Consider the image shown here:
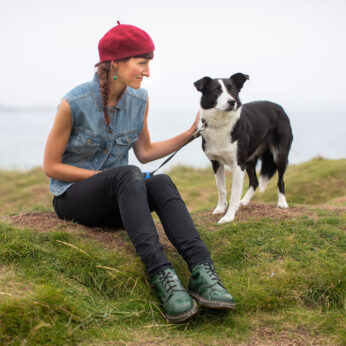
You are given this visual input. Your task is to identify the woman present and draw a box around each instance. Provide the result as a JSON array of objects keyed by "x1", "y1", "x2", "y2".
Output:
[{"x1": 44, "y1": 22, "x2": 235, "y2": 323}]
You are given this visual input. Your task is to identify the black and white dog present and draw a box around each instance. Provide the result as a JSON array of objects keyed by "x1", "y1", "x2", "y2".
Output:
[{"x1": 194, "y1": 73, "x2": 293, "y2": 224}]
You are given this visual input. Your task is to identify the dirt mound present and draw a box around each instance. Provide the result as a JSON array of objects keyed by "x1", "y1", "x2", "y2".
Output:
[
  {"x1": 5, "y1": 211, "x2": 79, "y2": 232},
  {"x1": 2, "y1": 211, "x2": 173, "y2": 253},
  {"x1": 3, "y1": 202, "x2": 344, "y2": 249},
  {"x1": 194, "y1": 202, "x2": 345, "y2": 230},
  {"x1": 203, "y1": 202, "x2": 320, "y2": 223},
  {"x1": 2, "y1": 211, "x2": 135, "y2": 253}
]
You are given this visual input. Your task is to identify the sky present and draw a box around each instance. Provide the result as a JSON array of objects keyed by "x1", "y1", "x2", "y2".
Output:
[{"x1": 1, "y1": 0, "x2": 346, "y2": 113}]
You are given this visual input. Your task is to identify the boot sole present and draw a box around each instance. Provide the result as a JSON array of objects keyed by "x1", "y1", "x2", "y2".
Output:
[
  {"x1": 165, "y1": 300, "x2": 198, "y2": 323},
  {"x1": 188, "y1": 291, "x2": 236, "y2": 310}
]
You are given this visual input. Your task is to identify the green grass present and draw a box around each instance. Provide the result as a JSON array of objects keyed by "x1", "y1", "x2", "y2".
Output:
[
  {"x1": 0, "y1": 167, "x2": 51, "y2": 215},
  {"x1": 168, "y1": 157, "x2": 346, "y2": 210},
  {"x1": 251, "y1": 157, "x2": 346, "y2": 205},
  {"x1": 0, "y1": 158, "x2": 345, "y2": 344},
  {"x1": 1, "y1": 158, "x2": 345, "y2": 216}
]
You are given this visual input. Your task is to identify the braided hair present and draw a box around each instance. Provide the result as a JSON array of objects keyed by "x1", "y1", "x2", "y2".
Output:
[{"x1": 95, "y1": 61, "x2": 111, "y2": 126}]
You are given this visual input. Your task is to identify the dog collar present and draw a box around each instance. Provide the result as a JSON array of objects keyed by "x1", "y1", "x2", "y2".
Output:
[
  {"x1": 201, "y1": 118, "x2": 228, "y2": 129},
  {"x1": 201, "y1": 118, "x2": 208, "y2": 127}
]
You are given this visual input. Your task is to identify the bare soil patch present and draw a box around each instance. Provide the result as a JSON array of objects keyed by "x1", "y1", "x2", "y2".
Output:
[
  {"x1": 194, "y1": 202, "x2": 345, "y2": 229},
  {"x1": 2, "y1": 211, "x2": 174, "y2": 253},
  {"x1": 3, "y1": 202, "x2": 344, "y2": 251},
  {"x1": 2, "y1": 212, "x2": 135, "y2": 254},
  {"x1": 243, "y1": 327, "x2": 333, "y2": 346}
]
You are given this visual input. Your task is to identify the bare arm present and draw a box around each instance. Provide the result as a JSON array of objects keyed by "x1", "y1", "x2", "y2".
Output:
[
  {"x1": 43, "y1": 100, "x2": 99, "y2": 181},
  {"x1": 133, "y1": 98, "x2": 200, "y2": 164}
]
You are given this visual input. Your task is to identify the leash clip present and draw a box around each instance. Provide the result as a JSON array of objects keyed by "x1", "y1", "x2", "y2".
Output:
[
  {"x1": 142, "y1": 171, "x2": 152, "y2": 179},
  {"x1": 193, "y1": 124, "x2": 206, "y2": 138}
]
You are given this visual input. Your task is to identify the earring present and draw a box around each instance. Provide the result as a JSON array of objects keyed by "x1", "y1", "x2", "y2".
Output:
[{"x1": 113, "y1": 71, "x2": 118, "y2": 80}]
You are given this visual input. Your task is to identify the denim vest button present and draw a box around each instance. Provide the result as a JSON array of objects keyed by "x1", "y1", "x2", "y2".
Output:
[{"x1": 103, "y1": 149, "x2": 108, "y2": 154}]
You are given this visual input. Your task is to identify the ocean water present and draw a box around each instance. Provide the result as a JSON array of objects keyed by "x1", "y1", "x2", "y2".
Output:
[{"x1": 0, "y1": 107, "x2": 345, "y2": 172}]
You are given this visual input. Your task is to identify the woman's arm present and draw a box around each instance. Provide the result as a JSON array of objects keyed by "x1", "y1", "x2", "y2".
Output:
[
  {"x1": 43, "y1": 100, "x2": 99, "y2": 181},
  {"x1": 133, "y1": 98, "x2": 200, "y2": 164}
]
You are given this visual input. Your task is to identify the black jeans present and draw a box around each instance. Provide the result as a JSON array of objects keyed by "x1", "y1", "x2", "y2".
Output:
[{"x1": 53, "y1": 165, "x2": 212, "y2": 278}]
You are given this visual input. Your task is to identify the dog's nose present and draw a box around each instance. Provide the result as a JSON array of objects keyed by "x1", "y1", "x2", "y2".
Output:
[{"x1": 228, "y1": 100, "x2": 235, "y2": 107}]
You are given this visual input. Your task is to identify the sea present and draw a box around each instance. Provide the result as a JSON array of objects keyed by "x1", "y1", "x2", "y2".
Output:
[{"x1": 0, "y1": 107, "x2": 345, "y2": 172}]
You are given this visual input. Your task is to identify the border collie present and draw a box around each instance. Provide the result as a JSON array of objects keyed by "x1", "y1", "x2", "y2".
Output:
[{"x1": 194, "y1": 73, "x2": 293, "y2": 224}]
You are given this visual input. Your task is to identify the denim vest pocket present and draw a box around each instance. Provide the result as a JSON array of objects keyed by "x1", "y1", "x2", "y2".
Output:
[
  {"x1": 115, "y1": 133, "x2": 138, "y2": 157},
  {"x1": 73, "y1": 131, "x2": 100, "y2": 159}
]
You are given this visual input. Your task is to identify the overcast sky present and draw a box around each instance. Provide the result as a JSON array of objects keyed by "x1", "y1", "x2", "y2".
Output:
[{"x1": 1, "y1": 0, "x2": 346, "y2": 112}]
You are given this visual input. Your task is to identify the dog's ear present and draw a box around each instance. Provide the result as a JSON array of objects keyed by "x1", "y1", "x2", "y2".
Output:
[
  {"x1": 229, "y1": 73, "x2": 249, "y2": 92},
  {"x1": 194, "y1": 77, "x2": 212, "y2": 92}
]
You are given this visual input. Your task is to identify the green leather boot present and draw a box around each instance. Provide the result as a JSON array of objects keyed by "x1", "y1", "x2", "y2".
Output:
[
  {"x1": 188, "y1": 262, "x2": 235, "y2": 310},
  {"x1": 151, "y1": 268, "x2": 198, "y2": 323}
]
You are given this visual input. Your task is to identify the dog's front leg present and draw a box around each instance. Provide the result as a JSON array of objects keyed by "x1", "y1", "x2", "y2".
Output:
[
  {"x1": 218, "y1": 164, "x2": 244, "y2": 224},
  {"x1": 212, "y1": 162, "x2": 228, "y2": 214}
]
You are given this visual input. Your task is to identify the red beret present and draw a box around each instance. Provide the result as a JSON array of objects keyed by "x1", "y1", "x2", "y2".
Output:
[{"x1": 98, "y1": 22, "x2": 155, "y2": 62}]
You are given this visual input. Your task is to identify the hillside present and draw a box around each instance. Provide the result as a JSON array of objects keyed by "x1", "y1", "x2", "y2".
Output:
[
  {"x1": 0, "y1": 158, "x2": 345, "y2": 345},
  {"x1": 1, "y1": 157, "x2": 345, "y2": 216}
]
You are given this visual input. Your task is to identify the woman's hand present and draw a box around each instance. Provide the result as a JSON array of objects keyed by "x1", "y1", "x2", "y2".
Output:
[
  {"x1": 134, "y1": 100, "x2": 202, "y2": 163},
  {"x1": 187, "y1": 111, "x2": 201, "y2": 136}
]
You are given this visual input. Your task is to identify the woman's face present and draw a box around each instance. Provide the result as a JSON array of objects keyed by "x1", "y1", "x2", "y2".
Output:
[{"x1": 115, "y1": 57, "x2": 151, "y2": 89}]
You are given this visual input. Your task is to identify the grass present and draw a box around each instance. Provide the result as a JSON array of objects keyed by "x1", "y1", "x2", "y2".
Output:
[
  {"x1": 1, "y1": 157, "x2": 345, "y2": 216},
  {"x1": 250, "y1": 157, "x2": 346, "y2": 205},
  {"x1": 168, "y1": 157, "x2": 346, "y2": 210},
  {"x1": 0, "y1": 167, "x2": 52, "y2": 215},
  {"x1": 0, "y1": 157, "x2": 345, "y2": 345}
]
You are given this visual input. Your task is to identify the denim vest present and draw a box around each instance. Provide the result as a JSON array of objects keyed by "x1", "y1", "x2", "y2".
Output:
[{"x1": 50, "y1": 73, "x2": 147, "y2": 196}]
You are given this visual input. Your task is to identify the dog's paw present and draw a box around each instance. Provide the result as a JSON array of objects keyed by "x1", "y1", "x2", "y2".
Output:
[
  {"x1": 277, "y1": 201, "x2": 289, "y2": 209},
  {"x1": 212, "y1": 205, "x2": 227, "y2": 215},
  {"x1": 240, "y1": 198, "x2": 249, "y2": 206},
  {"x1": 217, "y1": 215, "x2": 235, "y2": 224},
  {"x1": 277, "y1": 193, "x2": 289, "y2": 208}
]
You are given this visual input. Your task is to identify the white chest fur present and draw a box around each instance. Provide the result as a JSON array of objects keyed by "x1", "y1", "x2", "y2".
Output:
[{"x1": 200, "y1": 107, "x2": 241, "y2": 166}]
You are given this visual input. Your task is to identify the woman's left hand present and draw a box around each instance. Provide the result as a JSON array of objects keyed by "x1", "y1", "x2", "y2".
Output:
[
  {"x1": 188, "y1": 111, "x2": 201, "y2": 136},
  {"x1": 134, "y1": 108, "x2": 202, "y2": 163}
]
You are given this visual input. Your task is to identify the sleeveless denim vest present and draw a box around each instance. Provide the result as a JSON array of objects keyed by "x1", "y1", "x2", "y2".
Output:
[{"x1": 50, "y1": 73, "x2": 147, "y2": 196}]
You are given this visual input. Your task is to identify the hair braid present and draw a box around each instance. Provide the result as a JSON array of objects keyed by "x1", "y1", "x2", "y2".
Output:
[{"x1": 95, "y1": 61, "x2": 111, "y2": 126}]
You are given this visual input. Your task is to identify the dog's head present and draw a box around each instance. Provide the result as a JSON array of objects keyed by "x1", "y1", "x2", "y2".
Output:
[{"x1": 194, "y1": 73, "x2": 249, "y2": 112}]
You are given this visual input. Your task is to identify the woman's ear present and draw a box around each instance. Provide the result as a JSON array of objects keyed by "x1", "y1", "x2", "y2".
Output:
[{"x1": 112, "y1": 60, "x2": 123, "y2": 72}]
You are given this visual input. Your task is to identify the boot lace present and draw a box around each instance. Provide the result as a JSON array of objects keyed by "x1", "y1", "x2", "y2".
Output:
[
  {"x1": 158, "y1": 270, "x2": 178, "y2": 294},
  {"x1": 203, "y1": 263, "x2": 225, "y2": 288}
]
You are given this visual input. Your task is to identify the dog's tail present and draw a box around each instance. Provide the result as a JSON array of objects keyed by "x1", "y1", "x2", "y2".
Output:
[{"x1": 259, "y1": 150, "x2": 277, "y2": 192}]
